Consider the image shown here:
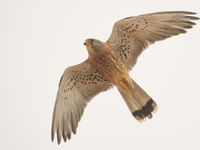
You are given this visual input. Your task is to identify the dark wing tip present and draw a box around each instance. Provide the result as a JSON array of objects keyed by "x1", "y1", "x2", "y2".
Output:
[
  {"x1": 67, "y1": 133, "x2": 71, "y2": 140},
  {"x1": 51, "y1": 135, "x2": 54, "y2": 142},
  {"x1": 146, "y1": 11, "x2": 197, "y2": 16},
  {"x1": 184, "y1": 16, "x2": 200, "y2": 20},
  {"x1": 178, "y1": 28, "x2": 187, "y2": 34},
  {"x1": 57, "y1": 129, "x2": 61, "y2": 145},
  {"x1": 51, "y1": 126, "x2": 69, "y2": 144},
  {"x1": 63, "y1": 136, "x2": 67, "y2": 142},
  {"x1": 184, "y1": 11, "x2": 197, "y2": 15},
  {"x1": 196, "y1": 16, "x2": 200, "y2": 19},
  {"x1": 72, "y1": 128, "x2": 77, "y2": 134},
  {"x1": 63, "y1": 130, "x2": 67, "y2": 142},
  {"x1": 166, "y1": 11, "x2": 197, "y2": 14},
  {"x1": 51, "y1": 125, "x2": 62, "y2": 144},
  {"x1": 168, "y1": 11, "x2": 197, "y2": 15},
  {"x1": 51, "y1": 127, "x2": 55, "y2": 142}
]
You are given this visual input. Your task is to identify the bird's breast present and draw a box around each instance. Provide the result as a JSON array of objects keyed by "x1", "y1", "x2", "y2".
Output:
[{"x1": 91, "y1": 47, "x2": 129, "y2": 85}]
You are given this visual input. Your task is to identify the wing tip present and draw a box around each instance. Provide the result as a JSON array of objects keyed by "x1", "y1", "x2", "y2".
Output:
[
  {"x1": 153, "y1": 11, "x2": 197, "y2": 15},
  {"x1": 185, "y1": 16, "x2": 200, "y2": 20},
  {"x1": 57, "y1": 131, "x2": 61, "y2": 145},
  {"x1": 184, "y1": 11, "x2": 199, "y2": 20},
  {"x1": 51, "y1": 136, "x2": 54, "y2": 142},
  {"x1": 51, "y1": 127, "x2": 55, "y2": 142},
  {"x1": 51, "y1": 125, "x2": 62, "y2": 145},
  {"x1": 184, "y1": 11, "x2": 197, "y2": 15}
]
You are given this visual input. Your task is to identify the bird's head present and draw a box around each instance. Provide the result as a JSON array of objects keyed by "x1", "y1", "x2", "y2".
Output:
[{"x1": 84, "y1": 39, "x2": 104, "y2": 55}]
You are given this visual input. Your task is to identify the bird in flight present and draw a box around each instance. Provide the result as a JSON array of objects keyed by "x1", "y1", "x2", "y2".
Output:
[{"x1": 51, "y1": 11, "x2": 199, "y2": 144}]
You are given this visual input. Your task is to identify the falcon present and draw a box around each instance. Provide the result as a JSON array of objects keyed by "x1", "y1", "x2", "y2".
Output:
[{"x1": 51, "y1": 11, "x2": 199, "y2": 144}]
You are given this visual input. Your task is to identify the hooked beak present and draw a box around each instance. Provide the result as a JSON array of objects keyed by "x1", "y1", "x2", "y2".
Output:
[{"x1": 84, "y1": 39, "x2": 90, "y2": 46}]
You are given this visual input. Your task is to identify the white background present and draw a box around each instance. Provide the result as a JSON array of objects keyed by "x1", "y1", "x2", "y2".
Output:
[{"x1": 0, "y1": 0, "x2": 200, "y2": 149}]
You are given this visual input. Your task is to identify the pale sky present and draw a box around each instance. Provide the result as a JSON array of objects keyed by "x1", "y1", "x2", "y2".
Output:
[{"x1": 0, "y1": 0, "x2": 200, "y2": 150}]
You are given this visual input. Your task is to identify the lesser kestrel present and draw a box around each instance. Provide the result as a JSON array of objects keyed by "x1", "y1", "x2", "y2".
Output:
[{"x1": 51, "y1": 11, "x2": 199, "y2": 144}]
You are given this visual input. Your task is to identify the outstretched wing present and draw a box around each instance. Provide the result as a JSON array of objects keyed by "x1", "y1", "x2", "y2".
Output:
[
  {"x1": 51, "y1": 61, "x2": 112, "y2": 144},
  {"x1": 107, "y1": 11, "x2": 199, "y2": 70}
]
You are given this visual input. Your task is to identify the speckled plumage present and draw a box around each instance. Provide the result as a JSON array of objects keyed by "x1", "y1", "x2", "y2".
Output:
[{"x1": 52, "y1": 11, "x2": 199, "y2": 144}]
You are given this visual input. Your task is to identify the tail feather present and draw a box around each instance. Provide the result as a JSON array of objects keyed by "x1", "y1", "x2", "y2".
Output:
[{"x1": 118, "y1": 78, "x2": 157, "y2": 122}]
